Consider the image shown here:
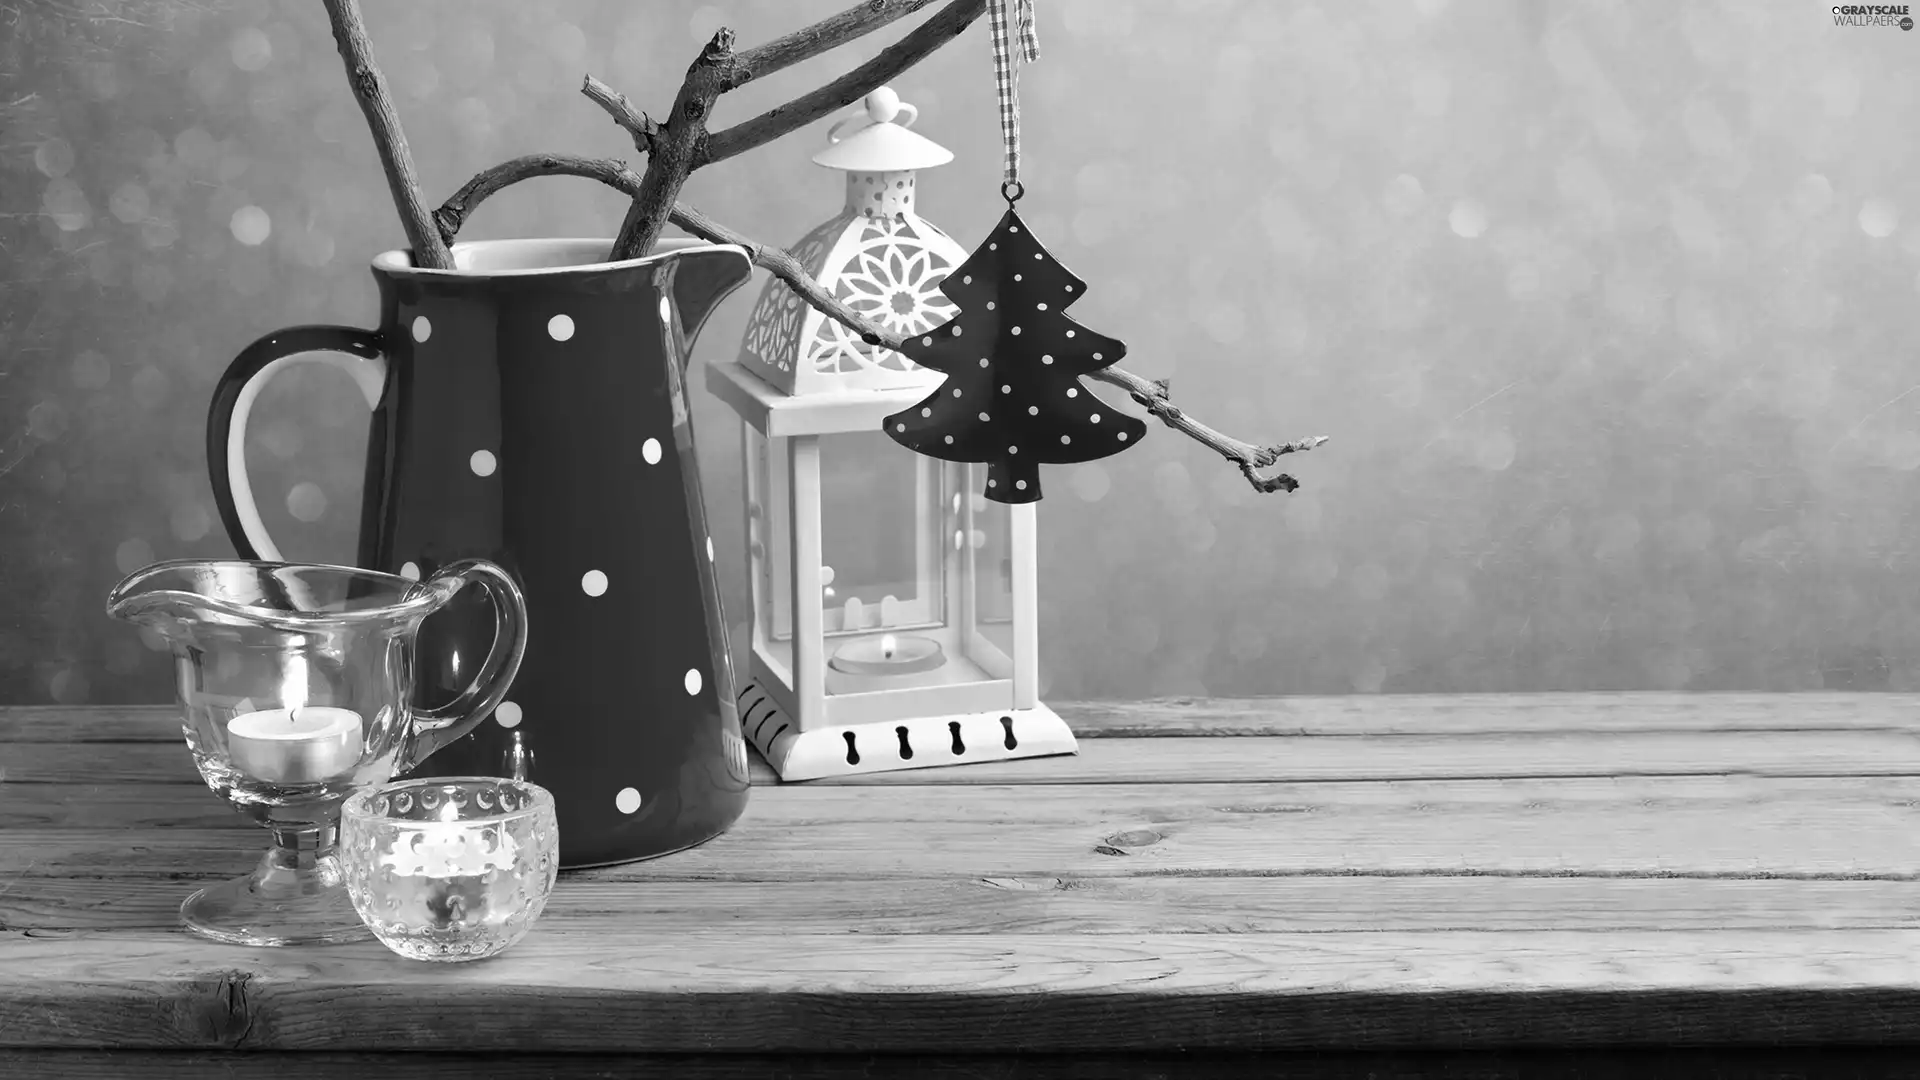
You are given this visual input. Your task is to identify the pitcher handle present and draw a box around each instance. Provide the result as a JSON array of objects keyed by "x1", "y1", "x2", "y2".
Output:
[
  {"x1": 400, "y1": 558, "x2": 531, "y2": 773},
  {"x1": 207, "y1": 326, "x2": 388, "y2": 562}
]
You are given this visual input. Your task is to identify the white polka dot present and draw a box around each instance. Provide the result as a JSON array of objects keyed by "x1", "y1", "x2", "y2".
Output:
[
  {"x1": 921, "y1": 407, "x2": 931, "y2": 416},
  {"x1": 896, "y1": 423, "x2": 906, "y2": 432},
  {"x1": 642, "y1": 437, "x2": 663, "y2": 465},
  {"x1": 469, "y1": 449, "x2": 497, "y2": 476},
  {"x1": 1037, "y1": 303, "x2": 1048, "y2": 311},
  {"x1": 944, "y1": 434, "x2": 954, "y2": 443},
  {"x1": 1001, "y1": 384, "x2": 1011, "y2": 393},
  {"x1": 1090, "y1": 413, "x2": 1101, "y2": 423},
  {"x1": 1034, "y1": 252, "x2": 1043, "y2": 260},
  {"x1": 978, "y1": 358, "x2": 989, "y2": 367},
  {"x1": 1061, "y1": 435, "x2": 1072, "y2": 445},
  {"x1": 1117, "y1": 431, "x2": 1129, "y2": 441},
  {"x1": 978, "y1": 411, "x2": 990, "y2": 421},
  {"x1": 684, "y1": 668, "x2": 703, "y2": 696},
  {"x1": 1065, "y1": 284, "x2": 1073, "y2": 292},
  {"x1": 1041, "y1": 354, "x2": 1054, "y2": 364},
  {"x1": 1009, "y1": 225, "x2": 1019, "y2": 233},
  {"x1": 952, "y1": 387, "x2": 963, "y2": 396},
  {"x1": 1011, "y1": 327, "x2": 1022, "y2": 336},
  {"x1": 615, "y1": 787, "x2": 642, "y2": 814},
  {"x1": 951, "y1": 325, "x2": 962, "y2": 336},
  {"x1": 1067, "y1": 388, "x2": 1078, "y2": 398},
  {"x1": 1066, "y1": 330, "x2": 1076, "y2": 337},
  {"x1": 989, "y1": 242, "x2": 998, "y2": 250},
  {"x1": 399, "y1": 561, "x2": 421, "y2": 580},
  {"x1": 706, "y1": 536, "x2": 714, "y2": 562},
  {"x1": 986, "y1": 301, "x2": 996, "y2": 310},
  {"x1": 582, "y1": 569, "x2": 609, "y2": 596},
  {"x1": 496, "y1": 701, "x2": 523, "y2": 728},
  {"x1": 963, "y1": 275, "x2": 972, "y2": 284},
  {"x1": 988, "y1": 479, "x2": 997, "y2": 487},
  {"x1": 1028, "y1": 406, "x2": 1038, "y2": 415},
  {"x1": 411, "y1": 316, "x2": 432, "y2": 342},
  {"x1": 1016, "y1": 479, "x2": 1027, "y2": 489},
  {"x1": 1013, "y1": 274, "x2": 1023, "y2": 282},
  {"x1": 1092, "y1": 352, "x2": 1103, "y2": 360},
  {"x1": 1008, "y1": 445, "x2": 1019, "y2": 454},
  {"x1": 548, "y1": 314, "x2": 575, "y2": 341}
]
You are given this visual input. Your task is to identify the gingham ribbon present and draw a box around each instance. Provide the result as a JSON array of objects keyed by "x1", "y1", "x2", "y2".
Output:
[{"x1": 988, "y1": 0, "x2": 1040, "y2": 200}]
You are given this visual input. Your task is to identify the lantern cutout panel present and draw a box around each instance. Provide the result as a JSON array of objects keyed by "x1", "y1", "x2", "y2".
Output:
[
  {"x1": 737, "y1": 87, "x2": 969, "y2": 395},
  {"x1": 708, "y1": 364, "x2": 1075, "y2": 783}
]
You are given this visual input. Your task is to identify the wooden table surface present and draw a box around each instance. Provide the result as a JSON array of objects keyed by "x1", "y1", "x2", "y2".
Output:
[{"x1": 4, "y1": 692, "x2": 1920, "y2": 1077}]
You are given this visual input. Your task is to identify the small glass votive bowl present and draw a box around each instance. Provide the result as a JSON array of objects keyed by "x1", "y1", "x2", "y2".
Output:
[{"x1": 340, "y1": 776, "x2": 558, "y2": 962}]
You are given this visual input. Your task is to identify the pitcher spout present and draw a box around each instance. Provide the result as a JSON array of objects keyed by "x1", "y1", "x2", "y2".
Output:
[{"x1": 665, "y1": 244, "x2": 753, "y2": 354}]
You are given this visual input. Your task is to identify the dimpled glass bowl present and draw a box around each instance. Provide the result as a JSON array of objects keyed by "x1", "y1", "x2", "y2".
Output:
[{"x1": 341, "y1": 777, "x2": 558, "y2": 962}]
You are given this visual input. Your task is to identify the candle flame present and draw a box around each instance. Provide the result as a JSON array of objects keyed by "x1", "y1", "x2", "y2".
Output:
[
  {"x1": 880, "y1": 633, "x2": 898, "y2": 660},
  {"x1": 282, "y1": 652, "x2": 310, "y2": 713}
]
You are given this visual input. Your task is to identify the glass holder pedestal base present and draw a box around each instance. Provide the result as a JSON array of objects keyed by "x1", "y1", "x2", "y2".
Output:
[{"x1": 181, "y1": 825, "x2": 372, "y2": 946}]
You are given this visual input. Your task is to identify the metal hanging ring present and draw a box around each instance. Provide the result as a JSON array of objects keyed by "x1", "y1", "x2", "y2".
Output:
[{"x1": 1001, "y1": 180, "x2": 1025, "y2": 204}]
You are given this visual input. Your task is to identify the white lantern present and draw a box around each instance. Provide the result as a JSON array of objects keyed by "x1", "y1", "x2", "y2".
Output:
[{"x1": 707, "y1": 89, "x2": 1076, "y2": 782}]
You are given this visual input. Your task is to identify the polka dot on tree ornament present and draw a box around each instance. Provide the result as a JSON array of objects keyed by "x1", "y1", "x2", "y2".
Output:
[
  {"x1": 1066, "y1": 330, "x2": 1076, "y2": 337},
  {"x1": 978, "y1": 358, "x2": 989, "y2": 368},
  {"x1": 978, "y1": 412, "x2": 990, "y2": 421},
  {"x1": 685, "y1": 668, "x2": 703, "y2": 696},
  {"x1": 400, "y1": 561, "x2": 421, "y2": 580},
  {"x1": 1011, "y1": 326, "x2": 1022, "y2": 335},
  {"x1": 1037, "y1": 303, "x2": 1048, "y2": 311},
  {"x1": 495, "y1": 701, "x2": 522, "y2": 728},
  {"x1": 1061, "y1": 435, "x2": 1072, "y2": 445},
  {"x1": 1016, "y1": 480, "x2": 1027, "y2": 490},
  {"x1": 615, "y1": 787, "x2": 642, "y2": 814},
  {"x1": 469, "y1": 449, "x2": 496, "y2": 476},
  {"x1": 920, "y1": 407, "x2": 931, "y2": 416},
  {"x1": 1028, "y1": 406, "x2": 1038, "y2": 415},
  {"x1": 1041, "y1": 355, "x2": 1054, "y2": 364},
  {"x1": 1001, "y1": 384, "x2": 1011, "y2": 393},
  {"x1": 1091, "y1": 413, "x2": 1102, "y2": 423},
  {"x1": 582, "y1": 569, "x2": 608, "y2": 596},
  {"x1": 896, "y1": 423, "x2": 907, "y2": 432},
  {"x1": 952, "y1": 387, "x2": 963, "y2": 396},
  {"x1": 1067, "y1": 388, "x2": 1079, "y2": 398},
  {"x1": 1118, "y1": 431, "x2": 1129, "y2": 441},
  {"x1": 411, "y1": 316, "x2": 432, "y2": 342},
  {"x1": 548, "y1": 314, "x2": 575, "y2": 341},
  {"x1": 642, "y1": 437, "x2": 662, "y2": 465}
]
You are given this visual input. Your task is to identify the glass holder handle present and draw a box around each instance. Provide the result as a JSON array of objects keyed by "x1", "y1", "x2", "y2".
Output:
[{"x1": 400, "y1": 558, "x2": 530, "y2": 773}]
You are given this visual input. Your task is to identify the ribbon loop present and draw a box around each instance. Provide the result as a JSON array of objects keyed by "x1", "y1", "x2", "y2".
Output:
[{"x1": 988, "y1": 0, "x2": 1039, "y2": 200}]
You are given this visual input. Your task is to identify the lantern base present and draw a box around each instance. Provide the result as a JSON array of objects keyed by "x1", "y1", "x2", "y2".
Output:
[{"x1": 738, "y1": 678, "x2": 1077, "y2": 782}]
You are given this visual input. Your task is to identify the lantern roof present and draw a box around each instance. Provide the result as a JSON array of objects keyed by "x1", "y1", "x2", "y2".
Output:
[{"x1": 811, "y1": 86, "x2": 954, "y2": 172}]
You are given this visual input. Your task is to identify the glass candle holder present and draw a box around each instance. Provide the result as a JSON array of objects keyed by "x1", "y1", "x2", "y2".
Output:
[{"x1": 341, "y1": 777, "x2": 558, "y2": 962}]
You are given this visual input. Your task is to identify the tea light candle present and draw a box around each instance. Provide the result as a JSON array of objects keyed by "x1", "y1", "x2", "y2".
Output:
[
  {"x1": 226, "y1": 706, "x2": 364, "y2": 784},
  {"x1": 825, "y1": 632, "x2": 948, "y2": 694},
  {"x1": 384, "y1": 822, "x2": 520, "y2": 877}
]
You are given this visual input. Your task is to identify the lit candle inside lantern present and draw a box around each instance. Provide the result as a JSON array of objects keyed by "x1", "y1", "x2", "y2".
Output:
[
  {"x1": 826, "y1": 631, "x2": 948, "y2": 694},
  {"x1": 225, "y1": 706, "x2": 365, "y2": 784}
]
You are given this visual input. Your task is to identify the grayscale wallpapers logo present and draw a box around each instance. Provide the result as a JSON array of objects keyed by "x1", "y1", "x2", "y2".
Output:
[{"x1": 1833, "y1": 4, "x2": 1914, "y2": 28}]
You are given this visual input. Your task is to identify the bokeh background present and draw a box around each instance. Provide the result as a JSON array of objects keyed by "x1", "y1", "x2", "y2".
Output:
[{"x1": 5, "y1": 0, "x2": 1920, "y2": 706}]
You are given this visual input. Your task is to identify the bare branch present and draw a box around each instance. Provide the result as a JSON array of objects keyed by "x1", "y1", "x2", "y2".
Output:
[
  {"x1": 581, "y1": 74, "x2": 659, "y2": 155},
  {"x1": 699, "y1": 0, "x2": 985, "y2": 167},
  {"x1": 728, "y1": 0, "x2": 944, "y2": 88},
  {"x1": 430, "y1": 153, "x2": 1325, "y2": 494},
  {"x1": 610, "y1": 29, "x2": 737, "y2": 261},
  {"x1": 319, "y1": 0, "x2": 451, "y2": 268},
  {"x1": 434, "y1": 154, "x2": 642, "y2": 246}
]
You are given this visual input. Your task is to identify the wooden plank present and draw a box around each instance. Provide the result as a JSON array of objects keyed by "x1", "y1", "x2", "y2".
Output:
[
  {"x1": 11, "y1": 729, "x2": 1920, "y2": 788},
  {"x1": 6, "y1": 928, "x2": 1920, "y2": 1051},
  {"x1": 9, "y1": 693, "x2": 1919, "y2": 746},
  {"x1": 7, "y1": 873, "x2": 1919, "y2": 936},
  {"x1": 2, "y1": 1047, "x2": 1909, "y2": 1080},
  {"x1": 6, "y1": 777, "x2": 1919, "y2": 879},
  {"x1": 1059, "y1": 692, "x2": 1920, "y2": 736}
]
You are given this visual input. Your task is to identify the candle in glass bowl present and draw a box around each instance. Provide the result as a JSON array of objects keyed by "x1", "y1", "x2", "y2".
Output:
[
  {"x1": 825, "y1": 632, "x2": 948, "y2": 694},
  {"x1": 225, "y1": 706, "x2": 364, "y2": 784}
]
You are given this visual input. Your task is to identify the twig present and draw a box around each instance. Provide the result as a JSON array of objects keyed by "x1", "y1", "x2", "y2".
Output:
[
  {"x1": 728, "y1": 0, "x2": 945, "y2": 88},
  {"x1": 610, "y1": 29, "x2": 737, "y2": 261},
  {"x1": 581, "y1": 74, "x2": 659, "y2": 155},
  {"x1": 436, "y1": 160, "x2": 1323, "y2": 495},
  {"x1": 698, "y1": 0, "x2": 986, "y2": 167},
  {"x1": 432, "y1": 154, "x2": 643, "y2": 246},
  {"x1": 319, "y1": 0, "x2": 452, "y2": 269}
]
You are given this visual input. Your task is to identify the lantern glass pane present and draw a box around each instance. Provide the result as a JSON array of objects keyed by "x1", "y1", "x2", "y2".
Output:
[
  {"x1": 953, "y1": 463, "x2": 1015, "y2": 674},
  {"x1": 818, "y1": 430, "x2": 942, "y2": 636}
]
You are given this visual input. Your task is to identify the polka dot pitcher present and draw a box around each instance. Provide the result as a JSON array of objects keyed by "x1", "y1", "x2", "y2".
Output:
[{"x1": 207, "y1": 238, "x2": 755, "y2": 868}]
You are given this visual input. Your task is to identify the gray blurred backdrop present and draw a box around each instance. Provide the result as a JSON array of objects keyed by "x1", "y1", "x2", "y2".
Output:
[{"x1": 5, "y1": 0, "x2": 1919, "y2": 706}]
